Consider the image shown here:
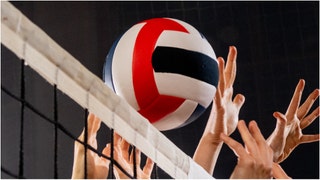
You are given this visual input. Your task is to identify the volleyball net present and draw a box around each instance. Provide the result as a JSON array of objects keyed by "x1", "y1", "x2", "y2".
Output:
[{"x1": 1, "y1": 1, "x2": 212, "y2": 179}]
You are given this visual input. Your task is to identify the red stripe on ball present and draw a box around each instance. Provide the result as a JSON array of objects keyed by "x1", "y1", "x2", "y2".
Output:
[
  {"x1": 138, "y1": 95, "x2": 185, "y2": 123},
  {"x1": 133, "y1": 18, "x2": 189, "y2": 123}
]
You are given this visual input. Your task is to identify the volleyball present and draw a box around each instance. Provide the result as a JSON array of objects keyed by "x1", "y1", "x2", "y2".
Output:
[{"x1": 103, "y1": 18, "x2": 218, "y2": 131}]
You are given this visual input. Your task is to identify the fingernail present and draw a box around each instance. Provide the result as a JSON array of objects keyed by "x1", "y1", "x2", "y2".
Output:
[{"x1": 313, "y1": 89, "x2": 320, "y2": 97}]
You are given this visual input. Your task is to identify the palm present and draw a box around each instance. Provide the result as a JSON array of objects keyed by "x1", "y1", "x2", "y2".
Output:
[
  {"x1": 86, "y1": 149, "x2": 110, "y2": 178},
  {"x1": 224, "y1": 89, "x2": 240, "y2": 134},
  {"x1": 193, "y1": 46, "x2": 245, "y2": 175},
  {"x1": 278, "y1": 117, "x2": 303, "y2": 162},
  {"x1": 85, "y1": 135, "x2": 110, "y2": 179},
  {"x1": 72, "y1": 113, "x2": 110, "y2": 179},
  {"x1": 213, "y1": 88, "x2": 239, "y2": 135},
  {"x1": 113, "y1": 133, "x2": 154, "y2": 179},
  {"x1": 268, "y1": 80, "x2": 320, "y2": 163},
  {"x1": 205, "y1": 46, "x2": 244, "y2": 141}
]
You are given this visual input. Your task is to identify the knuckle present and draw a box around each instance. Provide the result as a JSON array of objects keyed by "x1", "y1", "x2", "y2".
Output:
[{"x1": 242, "y1": 157, "x2": 255, "y2": 168}]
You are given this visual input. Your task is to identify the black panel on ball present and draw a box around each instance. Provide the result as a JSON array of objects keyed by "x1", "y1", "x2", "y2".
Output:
[{"x1": 152, "y1": 46, "x2": 219, "y2": 87}]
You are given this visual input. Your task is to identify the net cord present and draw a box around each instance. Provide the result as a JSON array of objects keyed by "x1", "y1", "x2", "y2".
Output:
[{"x1": 1, "y1": 1, "x2": 213, "y2": 179}]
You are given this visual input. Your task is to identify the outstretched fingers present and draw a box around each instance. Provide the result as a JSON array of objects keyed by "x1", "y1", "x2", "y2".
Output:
[
  {"x1": 143, "y1": 158, "x2": 155, "y2": 176},
  {"x1": 113, "y1": 133, "x2": 130, "y2": 161},
  {"x1": 286, "y1": 79, "x2": 305, "y2": 120},
  {"x1": 101, "y1": 143, "x2": 111, "y2": 163},
  {"x1": 130, "y1": 148, "x2": 141, "y2": 165},
  {"x1": 237, "y1": 120, "x2": 259, "y2": 157},
  {"x1": 300, "y1": 134, "x2": 320, "y2": 144},
  {"x1": 86, "y1": 113, "x2": 101, "y2": 144},
  {"x1": 225, "y1": 46, "x2": 237, "y2": 88},
  {"x1": 300, "y1": 106, "x2": 320, "y2": 129},
  {"x1": 218, "y1": 57, "x2": 226, "y2": 94},
  {"x1": 297, "y1": 89, "x2": 320, "y2": 120},
  {"x1": 220, "y1": 132, "x2": 248, "y2": 158},
  {"x1": 88, "y1": 113, "x2": 101, "y2": 134},
  {"x1": 248, "y1": 121, "x2": 266, "y2": 145},
  {"x1": 248, "y1": 121, "x2": 273, "y2": 162},
  {"x1": 113, "y1": 132, "x2": 122, "y2": 147},
  {"x1": 84, "y1": 113, "x2": 101, "y2": 149}
]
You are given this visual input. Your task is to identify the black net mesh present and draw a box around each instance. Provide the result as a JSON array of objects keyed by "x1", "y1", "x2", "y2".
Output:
[{"x1": 2, "y1": 1, "x2": 319, "y2": 179}]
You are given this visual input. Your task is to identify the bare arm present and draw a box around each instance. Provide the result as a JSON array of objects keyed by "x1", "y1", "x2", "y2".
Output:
[{"x1": 193, "y1": 46, "x2": 245, "y2": 174}]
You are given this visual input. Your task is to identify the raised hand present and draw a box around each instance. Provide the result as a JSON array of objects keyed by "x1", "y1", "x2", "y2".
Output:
[
  {"x1": 112, "y1": 133, "x2": 154, "y2": 179},
  {"x1": 193, "y1": 46, "x2": 245, "y2": 174},
  {"x1": 72, "y1": 113, "x2": 110, "y2": 179},
  {"x1": 204, "y1": 46, "x2": 245, "y2": 139},
  {"x1": 220, "y1": 120, "x2": 273, "y2": 179},
  {"x1": 267, "y1": 79, "x2": 320, "y2": 162}
]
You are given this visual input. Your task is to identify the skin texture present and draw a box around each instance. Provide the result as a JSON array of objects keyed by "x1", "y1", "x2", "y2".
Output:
[
  {"x1": 220, "y1": 120, "x2": 274, "y2": 179},
  {"x1": 272, "y1": 162, "x2": 291, "y2": 179},
  {"x1": 72, "y1": 113, "x2": 154, "y2": 179},
  {"x1": 72, "y1": 47, "x2": 319, "y2": 179},
  {"x1": 112, "y1": 133, "x2": 154, "y2": 179},
  {"x1": 193, "y1": 46, "x2": 245, "y2": 174},
  {"x1": 267, "y1": 79, "x2": 320, "y2": 163},
  {"x1": 72, "y1": 113, "x2": 111, "y2": 179},
  {"x1": 193, "y1": 46, "x2": 318, "y2": 178}
]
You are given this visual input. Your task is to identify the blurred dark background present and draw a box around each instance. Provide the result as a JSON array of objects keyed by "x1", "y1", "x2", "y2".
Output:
[{"x1": 2, "y1": 1, "x2": 319, "y2": 179}]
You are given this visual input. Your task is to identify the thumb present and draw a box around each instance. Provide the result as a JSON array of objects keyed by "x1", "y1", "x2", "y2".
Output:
[
  {"x1": 233, "y1": 94, "x2": 245, "y2": 110},
  {"x1": 273, "y1": 111, "x2": 287, "y2": 133}
]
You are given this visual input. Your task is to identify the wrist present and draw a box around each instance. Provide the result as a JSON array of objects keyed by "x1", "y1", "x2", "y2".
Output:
[{"x1": 200, "y1": 133, "x2": 224, "y2": 146}]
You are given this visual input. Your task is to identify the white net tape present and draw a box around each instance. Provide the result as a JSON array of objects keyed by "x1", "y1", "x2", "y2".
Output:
[{"x1": 1, "y1": 1, "x2": 213, "y2": 179}]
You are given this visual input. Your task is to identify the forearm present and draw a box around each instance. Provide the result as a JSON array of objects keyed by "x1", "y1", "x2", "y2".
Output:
[
  {"x1": 193, "y1": 135, "x2": 223, "y2": 175},
  {"x1": 272, "y1": 162, "x2": 291, "y2": 179},
  {"x1": 71, "y1": 153, "x2": 85, "y2": 179}
]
